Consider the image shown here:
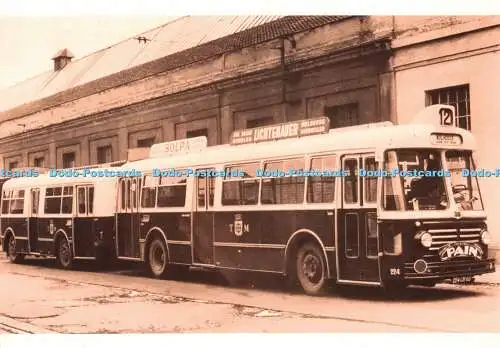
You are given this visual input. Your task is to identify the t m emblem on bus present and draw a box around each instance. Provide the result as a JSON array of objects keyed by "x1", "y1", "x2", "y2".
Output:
[{"x1": 230, "y1": 214, "x2": 250, "y2": 237}]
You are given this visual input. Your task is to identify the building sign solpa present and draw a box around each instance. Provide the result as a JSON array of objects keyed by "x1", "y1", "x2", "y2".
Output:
[
  {"x1": 149, "y1": 136, "x2": 208, "y2": 158},
  {"x1": 230, "y1": 117, "x2": 330, "y2": 145}
]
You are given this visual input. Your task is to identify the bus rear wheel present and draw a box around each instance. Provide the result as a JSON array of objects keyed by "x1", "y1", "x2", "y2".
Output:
[
  {"x1": 147, "y1": 238, "x2": 169, "y2": 279},
  {"x1": 295, "y1": 242, "x2": 328, "y2": 296},
  {"x1": 56, "y1": 237, "x2": 73, "y2": 270},
  {"x1": 7, "y1": 235, "x2": 24, "y2": 263}
]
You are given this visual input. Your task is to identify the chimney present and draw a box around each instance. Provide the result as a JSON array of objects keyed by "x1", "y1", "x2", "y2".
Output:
[{"x1": 52, "y1": 48, "x2": 74, "y2": 71}]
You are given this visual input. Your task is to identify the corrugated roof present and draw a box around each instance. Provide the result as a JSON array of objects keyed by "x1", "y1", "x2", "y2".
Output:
[{"x1": 0, "y1": 15, "x2": 350, "y2": 120}]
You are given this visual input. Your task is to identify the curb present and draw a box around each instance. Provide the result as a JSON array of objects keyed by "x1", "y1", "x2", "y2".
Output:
[{"x1": 0, "y1": 315, "x2": 56, "y2": 333}]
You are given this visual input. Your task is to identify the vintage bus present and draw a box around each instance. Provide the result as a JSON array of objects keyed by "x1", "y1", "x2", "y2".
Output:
[
  {"x1": 108, "y1": 104, "x2": 495, "y2": 295},
  {"x1": 0, "y1": 172, "x2": 118, "y2": 268},
  {"x1": 1, "y1": 105, "x2": 496, "y2": 296}
]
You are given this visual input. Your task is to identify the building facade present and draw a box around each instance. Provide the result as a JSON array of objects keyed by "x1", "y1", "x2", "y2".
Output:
[
  {"x1": 0, "y1": 15, "x2": 499, "y2": 253},
  {"x1": 391, "y1": 16, "x2": 500, "y2": 255}
]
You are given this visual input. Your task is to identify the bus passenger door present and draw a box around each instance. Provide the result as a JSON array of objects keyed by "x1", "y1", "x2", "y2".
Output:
[
  {"x1": 337, "y1": 154, "x2": 381, "y2": 284},
  {"x1": 74, "y1": 185, "x2": 94, "y2": 257},
  {"x1": 28, "y1": 188, "x2": 40, "y2": 252},
  {"x1": 117, "y1": 177, "x2": 141, "y2": 259},
  {"x1": 192, "y1": 169, "x2": 215, "y2": 265}
]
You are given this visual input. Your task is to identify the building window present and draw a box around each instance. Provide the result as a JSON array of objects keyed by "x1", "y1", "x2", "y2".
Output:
[
  {"x1": 426, "y1": 84, "x2": 471, "y2": 130},
  {"x1": 137, "y1": 138, "x2": 155, "y2": 148},
  {"x1": 8, "y1": 161, "x2": 18, "y2": 170},
  {"x1": 246, "y1": 117, "x2": 274, "y2": 129},
  {"x1": 34, "y1": 157, "x2": 45, "y2": 168},
  {"x1": 186, "y1": 128, "x2": 208, "y2": 139},
  {"x1": 62, "y1": 152, "x2": 76, "y2": 169},
  {"x1": 324, "y1": 103, "x2": 359, "y2": 129},
  {"x1": 97, "y1": 145, "x2": 112, "y2": 164}
]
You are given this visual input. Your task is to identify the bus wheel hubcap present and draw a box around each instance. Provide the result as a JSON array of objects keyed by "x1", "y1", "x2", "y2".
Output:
[
  {"x1": 302, "y1": 253, "x2": 322, "y2": 284},
  {"x1": 8, "y1": 238, "x2": 15, "y2": 257},
  {"x1": 151, "y1": 243, "x2": 165, "y2": 273},
  {"x1": 60, "y1": 241, "x2": 70, "y2": 265}
]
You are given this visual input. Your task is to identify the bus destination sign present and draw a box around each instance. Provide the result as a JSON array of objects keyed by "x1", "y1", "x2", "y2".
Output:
[
  {"x1": 149, "y1": 136, "x2": 208, "y2": 158},
  {"x1": 230, "y1": 117, "x2": 330, "y2": 145}
]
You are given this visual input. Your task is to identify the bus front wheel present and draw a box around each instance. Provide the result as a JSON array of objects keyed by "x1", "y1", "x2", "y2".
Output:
[
  {"x1": 147, "y1": 237, "x2": 169, "y2": 279},
  {"x1": 295, "y1": 242, "x2": 328, "y2": 296},
  {"x1": 56, "y1": 237, "x2": 73, "y2": 270},
  {"x1": 7, "y1": 235, "x2": 25, "y2": 264}
]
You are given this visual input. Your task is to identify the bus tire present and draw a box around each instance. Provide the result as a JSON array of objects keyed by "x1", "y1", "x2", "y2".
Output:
[
  {"x1": 147, "y1": 237, "x2": 169, "y2": 279},
  {"x1": 295, "y1": 242, "x2": 328, "y2": 296},
  {"x1": 6, "y1": 234, "x2": 24, "y2": 264},
  {"x1": 56, "y1": 236, "x2": 73, "y2": 270}
]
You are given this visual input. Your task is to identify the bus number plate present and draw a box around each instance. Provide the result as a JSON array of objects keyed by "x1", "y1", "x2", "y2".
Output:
[{"x1": 452, "y1": 276, "x2": 474, "y2": 284}]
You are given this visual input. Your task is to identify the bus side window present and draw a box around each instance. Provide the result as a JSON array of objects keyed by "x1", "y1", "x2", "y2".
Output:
[
  {"x1": 261, "y1": 158, "x2": 305, "y2": 205},
  {"x1": 88, "y1": 187, "x2": 94, "y2": 214},
  {"x1": 31, "y1": 189, "x2": 39, "y2": 214},
  {"x1": 78, "y1": 187, "x2": 86, "y2": 214},
  {"x1": 307, "y1": 155, "x2": 335, "y2": 203},
  {"x1": 45, "y1": 187, "x2": 61, "y2": 214},
  {"x1": 366, "y1": 213, "x2": 378, "y2": 258},
  {"x1": 61, "y1": 187, "x2": 73, "y2": 214},
  {"x1": 364, "y1": 157, "x2": 377, "y2": 203},
  {"x1": 157, "y1": 175, "x2": 187, "y2": 207},
  {"x1": 344, "y1": 158, "x2": 358, "y2": 204},
  {"x1": 10, "y1": 189, "x2": 24, "y2": 214},
  {"x1": 120, "y1": 180, "x2": 126, "y2": 210},
  {"x1": 141, "y1": 175, "x2": 157, "y2": 208},
  {"x1": 222, "y1": 163, "x2": 259, "y2": 206},
  {"x1": 2, "y1": 190, "x2": 11, "y2": 214}
]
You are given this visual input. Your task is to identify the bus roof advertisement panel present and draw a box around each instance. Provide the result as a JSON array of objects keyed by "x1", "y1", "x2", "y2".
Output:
[{"x1": 230, "y1": 117, "x2": 330, "y2": 145}]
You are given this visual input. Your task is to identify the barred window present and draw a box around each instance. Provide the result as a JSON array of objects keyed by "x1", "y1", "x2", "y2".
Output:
[
  {"x1": 247, "y1": 117, "x2": 274, "y2": 129},
  {"x1": 324, "y1": 103, "x2": 359, "y2": 129},
  {"x1": 307, "y1": 155, "x2": 336, "y2": 203},
  {"x1": 62, "y1": 152, "x2": 76, "y2": 169},
  {"x1": 261, "y1": 158, "x2": 305, "y2": 204},
  {"x1": 426, "y1": 84, "x2": 471, "y2": 130},
  {"x1": 222, "y1": 163, "x2": 259, "y2": 206},
  {"x1": 97, "y1": 146, "x2": 112, "y2": 164}
]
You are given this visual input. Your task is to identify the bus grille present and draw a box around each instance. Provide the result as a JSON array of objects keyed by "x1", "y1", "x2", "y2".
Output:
[{"x1": 427, "y1": 227, "x2": 481, "y2": 251}]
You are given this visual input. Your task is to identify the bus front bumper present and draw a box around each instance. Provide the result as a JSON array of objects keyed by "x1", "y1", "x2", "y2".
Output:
[{"x1": 403, "y1": 258, "x2": 496, "y2": 281}]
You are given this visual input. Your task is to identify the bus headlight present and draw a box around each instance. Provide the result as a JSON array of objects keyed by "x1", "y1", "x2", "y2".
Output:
[
  {"x1": 481, "y1": 230, "x2": 491, "y2": 245},
  {"x1": 420, "y1": 232, "x2": 433, "y2": 248}
]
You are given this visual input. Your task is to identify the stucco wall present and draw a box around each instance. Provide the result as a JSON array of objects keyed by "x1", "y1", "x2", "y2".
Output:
[{"x1": 394, "y1": 23, "x2": 500, "y2": 246}]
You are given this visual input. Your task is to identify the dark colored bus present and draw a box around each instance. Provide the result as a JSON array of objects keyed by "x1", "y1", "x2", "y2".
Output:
[
  {"x1": 2, "y1": 105, "x2": 496, "y2": 296},
  {"x1": 0, "y1": 174, "x2": 117, "y2": 268},
  {"x1": 112, "y1": 105, "x2": 495, "y2": 295}
]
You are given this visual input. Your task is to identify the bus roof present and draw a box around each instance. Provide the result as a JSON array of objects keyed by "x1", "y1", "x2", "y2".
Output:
[
  {"x1": 2, "y1": 169, "x2": 118, "y2": 190},
  {"x1": 121, "y1": 123, "x2": 476, "y2": 171}
]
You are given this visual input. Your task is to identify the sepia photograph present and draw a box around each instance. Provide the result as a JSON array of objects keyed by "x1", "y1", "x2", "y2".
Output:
[{"x1": 0, "y1": 0, "x2": 499, "y2": 345}]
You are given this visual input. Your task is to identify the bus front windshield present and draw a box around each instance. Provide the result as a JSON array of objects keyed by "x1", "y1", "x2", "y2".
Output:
[
  {"x1": 383, "y1": 149, "x2": 448, "y2": 211},
  {"x1": 382, "y1": 148, "x2": 483, "y2": 212},
  {"x1": 445, "y1": 150, "x2": 483, "y2": 211}
]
